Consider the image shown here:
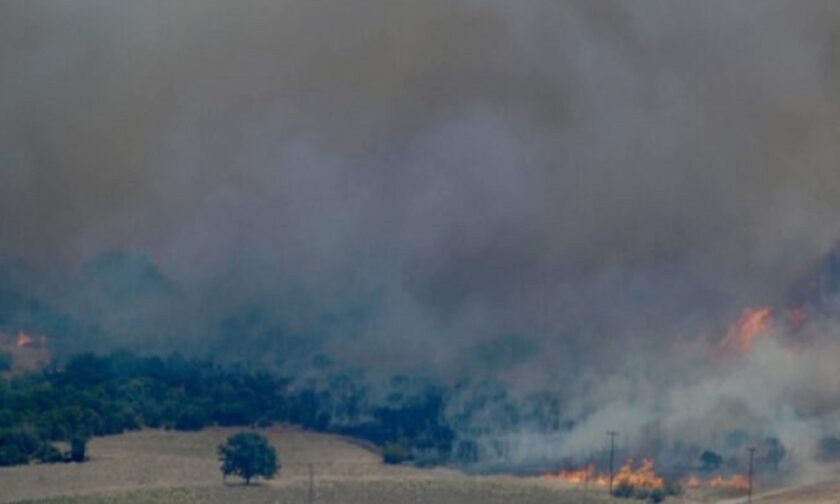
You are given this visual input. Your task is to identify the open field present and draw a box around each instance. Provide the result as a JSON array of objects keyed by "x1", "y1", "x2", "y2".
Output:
[
  {"x1": 717, "y1": 478, "x2": 840, "y2": 504},
  {"x1": 0, "y1": 428, "x2": 618, "y2": 504},
  {"x1": 1, "y1": 427, "x2": 835, "y2": 504}
]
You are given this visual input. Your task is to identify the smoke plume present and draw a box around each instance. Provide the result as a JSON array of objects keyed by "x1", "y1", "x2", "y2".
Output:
[{"x1": 4, "y1": 0, "x2": 840, "y2": 472}]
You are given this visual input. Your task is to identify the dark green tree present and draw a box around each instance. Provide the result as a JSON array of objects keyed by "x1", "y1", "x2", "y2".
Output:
[
  {"x1": 382, "y1": 441, "x2": 411, "y2": 464},
  {"x1": 699, "y1": 450, "x2": 723, "y2": 472},
  {"x1": 762, "y1": 437, "x2": 786, "y2": 472},
  {"x1": 70, "y1": 436, "x2": 87, "y2": 463},
  {"x1": 0, "y1": 351, "x2": 12, "y2": 372},
  {"x1": 217, "y1": 432, "x2": 278, "y2": 485}
]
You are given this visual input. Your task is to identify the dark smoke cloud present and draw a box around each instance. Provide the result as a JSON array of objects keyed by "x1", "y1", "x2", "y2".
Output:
[{"x1": 4, "y1": 0, "x2": 840, "y2": 469}]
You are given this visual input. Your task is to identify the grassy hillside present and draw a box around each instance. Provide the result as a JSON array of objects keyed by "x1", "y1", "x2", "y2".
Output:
[
  {"x1": 5, "y1": 427, "x2": 838, "y2": 503},
  {"x1": 0, "y1": 428, "x2": 615, "y2": 504}
]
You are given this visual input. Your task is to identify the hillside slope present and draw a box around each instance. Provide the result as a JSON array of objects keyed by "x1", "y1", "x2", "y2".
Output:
[{"x1": 0, "y1": 428, "x2": 614, "y2": 504}]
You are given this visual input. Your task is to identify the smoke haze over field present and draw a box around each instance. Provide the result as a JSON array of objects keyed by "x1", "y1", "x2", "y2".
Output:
[{"x1": 4, "y1": 0, "x2": 840, "y2": 470}]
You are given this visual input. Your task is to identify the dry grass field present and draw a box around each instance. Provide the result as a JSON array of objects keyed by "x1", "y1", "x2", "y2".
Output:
[
  {"x1": 0, "y1": 428, "x2": 618, "y2": 504},
  {"x1": 2, "y1": 427, "x2": 836, "y2": 504}
]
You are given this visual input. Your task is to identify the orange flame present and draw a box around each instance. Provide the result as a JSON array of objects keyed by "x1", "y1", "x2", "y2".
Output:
[
  {"x1": 546, "y1": 459, "x2": 664, "y2": 490},
  {"x1": 16, "y1": 332, "x2": 34, "y2": 348},
  {"x1": 614, "y1": 459, "x2": 664, "y2": 489},
  {"x1": 547, "y1": 464, "x2": 609, "y2": 486},
  {"x1": 718, "y1": 307, "x2": 774, "y2": 354},
  {"x1": 682, "y1": 474, "x2": 750, "y2": 491}
]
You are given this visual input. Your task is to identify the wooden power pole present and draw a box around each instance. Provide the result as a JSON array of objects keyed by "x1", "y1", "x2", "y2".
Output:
[
  {"x1": 606, "y1": 431, "x2": 619, "y2": 495},
  {"x1": 308, "y1": 463, "x2": 314, "y2": 504}
]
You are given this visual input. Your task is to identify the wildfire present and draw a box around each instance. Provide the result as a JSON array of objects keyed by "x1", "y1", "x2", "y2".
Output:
[
  {"x1": 682, "y1": 474, "x2": 750, "y2": 491},
  {"x1": 614, "y1": 459, "x2": 665, "y2": 489},
  {"x1": 547, "y1": 464, "x2": 608, "y2": 486},
  {"x1": 13, "y1": 331, "x2": 47, "y2": 349},
  {"x1": 16, "y1": 331, "x2": 34, "y2": 347},
  {"x1": 546, "y1": 459, "x2": 664, "y2": 490},
  {"x1": 718, "y1": 307, "x2": 774, "y2": 354}
]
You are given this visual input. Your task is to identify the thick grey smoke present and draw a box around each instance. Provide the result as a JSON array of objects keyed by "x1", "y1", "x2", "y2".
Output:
[{"x1": 3, "y1": 0, "x2": 840, "y2": 471}]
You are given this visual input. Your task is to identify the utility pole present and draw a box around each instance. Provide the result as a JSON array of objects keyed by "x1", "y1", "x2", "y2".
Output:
[
  {"x1": 747, "y1": 447, "x2": 756, "y2": 504},
  {"x1": 308, "y1": 463, "x2": 314, "y2": 504},
  {"x1": 582, "y1": 449, "x2": 593, "y2": 504},
  {"x1": 607, "y1": 431, "x2": 619, "y2": 496},
  {"x1": 582, "y1": 472, "x2": 589, "y2": 504}
]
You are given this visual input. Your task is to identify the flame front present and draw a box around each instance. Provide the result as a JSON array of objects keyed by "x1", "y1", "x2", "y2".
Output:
[
  {"x1": 718, "y1": 307, "x2": 774, "y2": 354},
  {"x1": 16, "y1": 331, "x2": 34, "y2": 348},
  {"x1": 547, "y1": 464, "x2": 609, "y2": 486},
  {"x1": 614, "y1": 459, "x2": 664, "y2": 489},
  {"x1": 682, "y1": 474, "x2": 750, "y2": 491},
  {"x1": 546, "y1": 459, "x2": 663, "y2": 490}
]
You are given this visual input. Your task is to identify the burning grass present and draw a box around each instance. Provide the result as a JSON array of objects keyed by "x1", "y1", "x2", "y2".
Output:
[
  {"x1": 546, "y1": 459, "x2": 664, "y2": 489},
  {"x1": 545, "y1": 458, "x2": 752, "y2": 501},
  {"x1": 681, "y1": 474, "x2": 750, "y2": 491}
]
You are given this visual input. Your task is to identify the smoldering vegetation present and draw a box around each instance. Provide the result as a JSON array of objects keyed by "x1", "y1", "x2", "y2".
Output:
[{"x1": 3, "y1": 0, "x2": 840, "y2": 480}]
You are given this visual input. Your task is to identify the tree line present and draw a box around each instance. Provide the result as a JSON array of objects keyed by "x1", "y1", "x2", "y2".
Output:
[{"x1": 0, "y1": 350, "x2": 454, "y2": 466}]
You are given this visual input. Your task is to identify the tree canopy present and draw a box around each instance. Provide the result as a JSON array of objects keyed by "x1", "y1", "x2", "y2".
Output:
[{"x1": 218, "y1": 432, "x2": 278, "y2": 485}]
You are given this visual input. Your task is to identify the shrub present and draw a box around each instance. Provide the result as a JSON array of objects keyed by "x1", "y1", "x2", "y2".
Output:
[
  {"x1": 700, "y1": 450, "x2": 723, "y2": 472},
  {"x1": 0, "y1": 445, "x2": 28, "y2": 466},
  {"x1": 69, "y1": 437, "x2": 87, "y2": 463},
  {"x1": 174, "y1": 406, "x2": 209, "y2": 431},
  {"x1": 648, "y1": 489, "x2": 666, "y2": 503},
  {"x1": 0, "y1": 351, "x2": 12, "y2": 372},
  {"x1": 0, "y1": 429, "x2": 42, "y2": 465},
  {"x1": 612, "y1": 483, "x2": 673, "y2": 501},
  {"x1": 36, "y1": 444, "x2": 64, "y2": 463},
  {"x1": 382, "y1": 442, "x2": 411, "y2": 464},
  {"x1": 612, "y1": 483, "x2": 636, "y2": 498}
]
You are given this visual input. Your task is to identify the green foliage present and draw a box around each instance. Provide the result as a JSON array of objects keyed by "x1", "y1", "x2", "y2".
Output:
[
  {"x1": 613, "y1": 483, "x2": 678, "y2": 502},
  {"x1": 36, "y1": 443, "x2": 64, "y2": 463},
  {"x1": 612, "y1": 483, "x2": 636, "y2": 498},
  {"x1": 217, "y1": 432, "x2": 278, "y2": 484},
  {"x1": 0, "y1": 350, "x2": 456, "y2": 467},
  {"x1": 648, "y1": 489, "x2": 667, "y2": 503},
  {"x1": 70, "y1": 437, "x2": 87, "y2": 462},
  {"x1": 0, "y1": 444, "x2": 29, "y2": 466},
  {"x1": 0, "y1": 351, "x2": 11, "y2": 372},
  {"x1": 663, "y1": 483, "x2": 682, "y2": 496},
  {"x1": 174, "y1": 406, "x2": 209, "y2": 431},
  {"x1": 0, "y1": 429, "x2": 42, "y2": 466},
  {"x1": 382, "y1": 441, "x2": 411, "y2": 464},
  {"x1": 699, "y1": 450, "x2": 723, "y2": 472}
]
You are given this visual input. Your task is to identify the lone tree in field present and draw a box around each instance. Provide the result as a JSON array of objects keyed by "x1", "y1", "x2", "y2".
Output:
[
  {"x1": 218, "y1": 432, "x2": 279, "y2": 485},
  {"x1": 699, "y1": 450, "x2": 723, "y2": 472}
]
